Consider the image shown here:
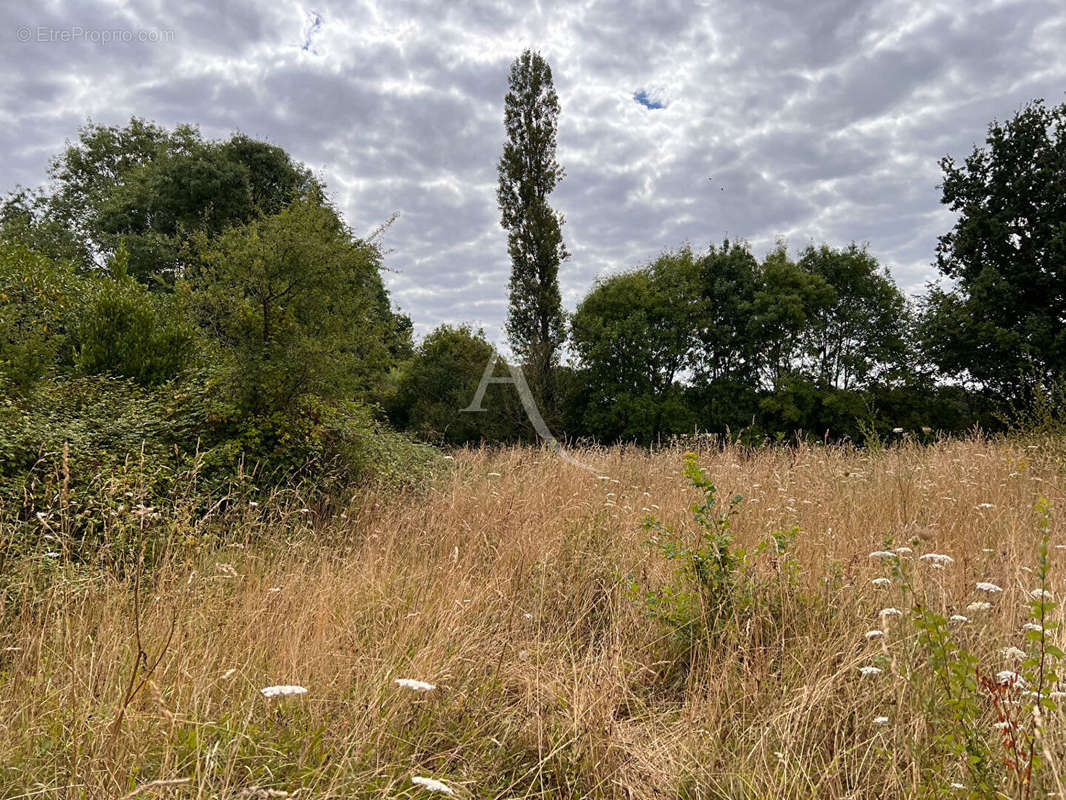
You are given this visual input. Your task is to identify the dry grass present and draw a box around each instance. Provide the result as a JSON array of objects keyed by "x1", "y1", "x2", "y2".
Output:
[{"x1": 2, "y1": 435, "x2": 1065, "y2": 799}]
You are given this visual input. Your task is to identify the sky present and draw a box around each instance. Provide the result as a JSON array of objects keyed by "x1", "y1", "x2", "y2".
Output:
[{"x1": 3, "y1": 0, "x2": 1065, "y2": 349}]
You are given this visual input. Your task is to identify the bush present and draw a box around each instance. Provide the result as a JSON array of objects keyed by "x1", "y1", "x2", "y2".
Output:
[
  {"x1": 75, "y1": 250, "x2": 197, "y2": 384},
  {"x1": 0, "y1": 242, "x2": 81, "y2": 392}
]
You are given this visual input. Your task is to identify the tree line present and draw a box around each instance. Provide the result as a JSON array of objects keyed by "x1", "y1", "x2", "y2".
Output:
[
  {"x1": 392, "y1": 51, "x2": 1066, "y2": 446},
  {"x1": 1, "y1": 52, "x2": 1064, "y2": 512}
]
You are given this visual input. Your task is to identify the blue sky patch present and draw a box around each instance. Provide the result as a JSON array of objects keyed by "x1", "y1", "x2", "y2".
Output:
[{"x1": 633, "y1": 89, "x2": 666, "y2": 110}]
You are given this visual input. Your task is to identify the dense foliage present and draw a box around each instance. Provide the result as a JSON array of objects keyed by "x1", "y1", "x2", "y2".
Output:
[{"x1": 2, "y1": 91, "x2": 1064, "y2": 512}]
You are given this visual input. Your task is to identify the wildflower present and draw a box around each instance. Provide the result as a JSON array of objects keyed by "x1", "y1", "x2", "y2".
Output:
[
  {"x1": 951, "y1": 784, "x2": 965, "y2": 791},
  {"x1": 1023, "y1": 623, "x2": 1045, "y2": 634},
  {"x1": 993, "y1": 721, "x2": 1011, "y2": 730},
  {"x1": 894, "y1": 546, "x2": 913, "y2": 555},
  {"x1": 394, "y1": 678, "x2": 436, "y2": 692},
  {"x1": 873, "y1": 716, "x2": 889, "y2": 725},
  {"x1": 865, "y1": 629, "x2": 885, "y2": 640},
  {"x1": 966, "y1": 601, "x2": 991, "y2": 612},
  {"x1": 1031, "y1": 589, "x2": 1053, "y2": 600},
  {"x1": 869, "y1": 551, "x2": 898, "y2": 561},
  {"x1": 268, "y1": 587, "x2": 281, "y2": 593},
  {"x1": 879, "y1": 607, "x2": 903, "y2": 618},
  {"x1": 977, "y1": 503, "x2": 995, "y2": 509},
  {"x1": 411, "y1": 776, "x2": 455, "y2": 795},
  {"x1": 996, "y1": 671, "x2": 1026, "y2": 687},
  {"x1": 260, "y1": 685, "x2": 308, "y2": 699},
  {"x1": 859, "y1": 666, "x2": 882, "y2": 677},
  {"x1": 249, "y1": 501, "x2": 259, "y2": 508},
  {"x1": 919, "y1": 553, "x2": 954, "y2": 566},
  {"x1": 44, "y1": 551, "x2": 60, "y2": 558},
  {"x1": 892, "y1": 427, "x2": 904, "y2": 434},
  {"x1": 949, "y1": 615, "x2": 969, "y2": 624},
  {"x1": 1003, "y1": 646, "x2": 1026, "y2": 660},
  {"x1": 872, "y1": 578, "x2": 891, "y2": 587},
  {"x1": 976, "y1": 582, "x2": 1003, "y2": 593}
]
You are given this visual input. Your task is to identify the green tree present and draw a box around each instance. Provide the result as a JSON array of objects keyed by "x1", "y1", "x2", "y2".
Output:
[
  {"x1": 387, "y1": 324, "x2": 520, "y2": 445},
  {"x1": 924, "y1": 99, "x2": 1066, "y2": 394},
  {"x1": 796, "y1": 243, "x2": 909, "y2": 390},
  {"x1": 570, "y1": 249, "x2": 700, "y2": 442},
  {"x1": 19, "y1": 118, "x2": 316, "y2": 284},
  {"x1": 748, "y1": 244, "x2": 835, "y2": 387},
  {"x1": 497, "y1": 50, "x2": 568, "y2": 409},
  {"x1": 187, "y1": 196, "x2": 403, "y2": 415},
  {"x1": 692, "y1": 239, "x2": 761, "y2": 384}
]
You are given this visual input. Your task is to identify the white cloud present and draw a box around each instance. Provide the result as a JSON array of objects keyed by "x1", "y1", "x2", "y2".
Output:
[{"x1": 2, "y1": 0, "x2": 1064, "y2": 343}]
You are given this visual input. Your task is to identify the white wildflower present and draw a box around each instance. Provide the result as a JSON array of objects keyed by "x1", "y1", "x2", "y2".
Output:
[
  {"x1": 1024, "y1": 623, "x2": 1045, "y2": 634},
  {"x1": 894, "y1": 546, "x2": 913, "y2": 555},
  {"x1": 248, "y1": 501, "x2": 259, "y2": 508},
  {"x1": 1031, "y1": 589, "x2": 1053, "y2": 600},
  {"x1": 869, "y1": 551, "x2": 898, "y2": 561},
  {"x1": 993, "y1": 721, "x2": 1011, "y2": 730},
  {"x1": 411, "y1": 776, "x2": 455, "y2": 795},
  {"x1": 865, "y1": 630, "x2": 885, "y2": 640},
  {"x1": 892, "y1": 427, "x2": 904, "y2": 434},
  {"x1": 996, "y1": 671, "x2": 1026, "y2": 687},
  {"x1": 872, "y1": 578, "x2": 891, "y2": 587},
  {"x1": 977, "y1": 503, "x2": 995, "y2": 509},
  {"x1": 859, "y1": 666, "x2": 883, "y2": 677},
  {"x1": 879, "y1": 607, "x2": 903, "y2": 618},
  {"x1": 919, "y1": 553, "x2": 954, "y2": 566},
  {"x1": 1003, "y1": 646, "x2": 1026, "y2": 660},
  {"x1": 976, "y1": 582, "x2": 1003, "y2": 593},
  {"x1": 873, "y1": 716, "x2": 889, "y2": 725},
  {"x1": 949, "y1": 615, "x2": 969, "y2": 624},
  {"x1": 966, "y1": 601, "x2": 992, "y2": 612},
  {"x1": 394, "y1": 678, "x2": 436, "y2": 693},
  {"x1": 260, "y1": 685, "x2": 308, "y2": 699},
  {"x1": 951, "y1": 783, "x2": 965, "y2": 790}
]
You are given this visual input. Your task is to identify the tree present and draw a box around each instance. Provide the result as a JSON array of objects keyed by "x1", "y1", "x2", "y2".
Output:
[
  {"x1": 924, "y1": 99, "x2": 1066, "y2": 394},
  {"x1": 187, "y1": 196, "x2": 403, "y2": 415},
  {"x1": 497, "y1": 50, "x2": 568, "y2": 409},
  {"x1": 692, "y1": 239, "x2": 761, "y2": 384},
  {"x1": 796, "y1": 243, "x2": 909, "y2": 391},
  {"x1": 570, "y1": 249, "x2": 700, "y2": 442},
  {"x1": 17, "y1": 118, "x2": 317, "y2": 284},
  {"x1": 387, "y1": 325, "x2": 520, "y2": 445},
  {"x1": 748, "y1": 244, "x2": 835, "y2": 387}
]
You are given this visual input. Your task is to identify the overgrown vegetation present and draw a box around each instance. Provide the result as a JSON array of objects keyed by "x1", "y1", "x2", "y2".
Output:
[{"x1": 4, "y1": 439, "x2": 1065, "y2": 798}]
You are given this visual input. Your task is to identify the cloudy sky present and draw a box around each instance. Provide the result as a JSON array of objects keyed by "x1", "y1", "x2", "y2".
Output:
[{"x1": 3, "y1": 0, "x2": 1065, "y2": 348}]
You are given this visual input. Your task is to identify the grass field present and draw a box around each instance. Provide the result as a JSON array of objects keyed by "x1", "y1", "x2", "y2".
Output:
[{"x1": 3, "y1": 436, "x2": 1066, "y2": 799}]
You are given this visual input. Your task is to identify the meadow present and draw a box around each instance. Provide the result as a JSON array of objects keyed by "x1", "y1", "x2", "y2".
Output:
[{"x1": 2, "y1": 435, "x2": 1065, "y2": 799}]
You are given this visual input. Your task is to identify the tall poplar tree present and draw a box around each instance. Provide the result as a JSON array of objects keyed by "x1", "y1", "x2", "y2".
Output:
[{"x1": 497, "y1": 49, "x2": 567, "y2": 408}]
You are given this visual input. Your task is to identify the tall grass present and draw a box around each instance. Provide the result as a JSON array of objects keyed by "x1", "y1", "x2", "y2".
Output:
[{"x1": 2, "y1": 435, "x2": 1065, "y2": 798}]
